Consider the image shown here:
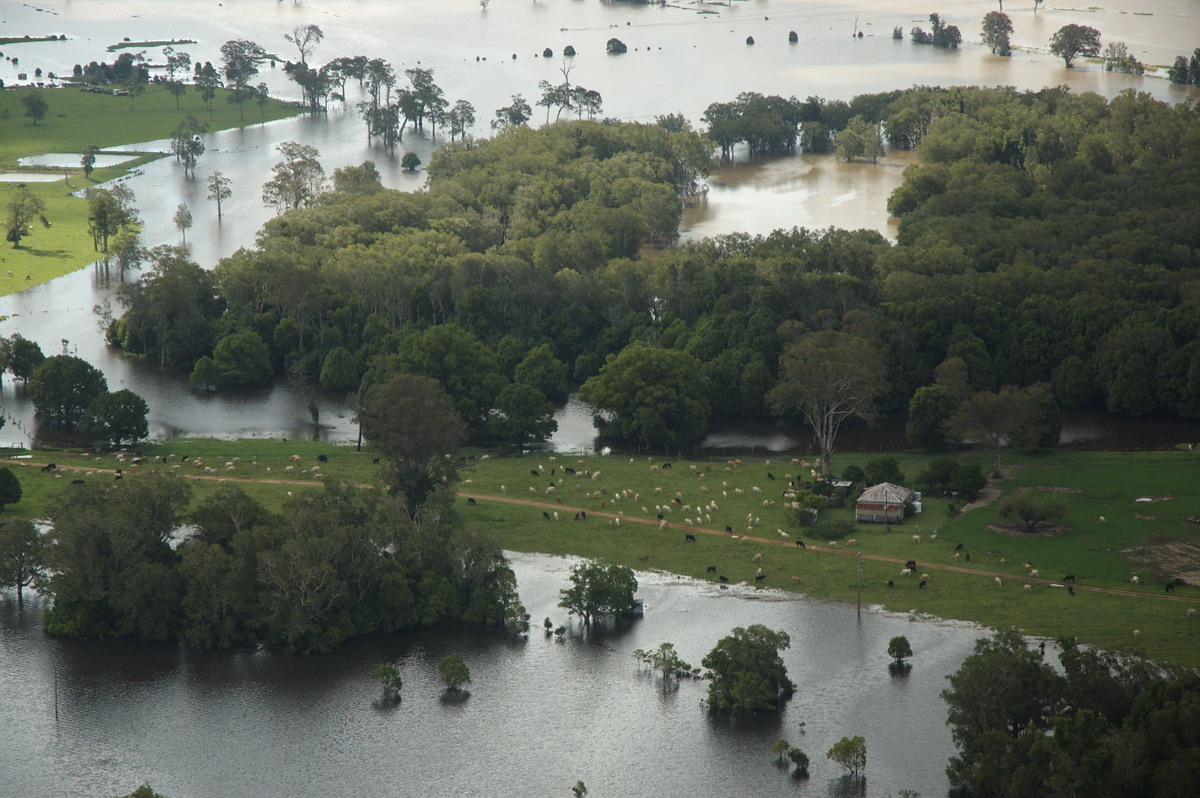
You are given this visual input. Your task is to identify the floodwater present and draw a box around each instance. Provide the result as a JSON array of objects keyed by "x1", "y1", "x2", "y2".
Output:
[
  {"x1": 0, "y1": 0, "x2": 1196, "y2": 449},
  {"x1": 18, "y1": 153, "x2": 137, "y2": 168},
  {"x1": 0, "y1": 551, "x2": 994, "y2": 798}
]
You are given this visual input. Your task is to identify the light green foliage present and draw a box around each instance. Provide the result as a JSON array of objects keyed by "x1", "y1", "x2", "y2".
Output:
[
  {"x1": 558, "y1": 560, "x2": 638, "y2": 626},
  {"x1": 981, "y1": 12, "x2": 1013, "y2": 56},
  {"x1": 888, "y1": 635, "x2": 913, "y2": 662},
  {"x1": 835, "y1": 116, "x2": 884, "y2": 163},
  {"x1": 371, "y1": 663, "x2": 402, "y2": 699},
  {"x1": 437, "y1": 654, "x2": 471, "y2": 691},
  {"x1": 262, "y1": 141, "x2": 326, "y2": 212},
  {"x1": 702, "y1": 624, "x2": 795, "y2": 713},
  {"x1": 826, "y1": 735, "x2": 866, "y2": 776}
]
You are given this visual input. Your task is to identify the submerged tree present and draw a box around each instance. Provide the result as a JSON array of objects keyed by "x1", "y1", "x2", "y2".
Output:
[
  {"x1": 702, "y1": 624, "x2": 795, "y2": 713},
  {"x1": 1049, "y1": 24, "x2": 1101, "y2": 68},
  {"x1": 437, "y1": 654, "x2": 471, "y2": 692}
]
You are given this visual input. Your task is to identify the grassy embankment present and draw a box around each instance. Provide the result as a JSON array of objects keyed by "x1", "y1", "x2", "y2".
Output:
[
  {"x1": 3, "y1": 441, "x2": 1199, "y2": 667},
  {"x1": 0, "y1": 85, "x2": 302, "y2": 298}
]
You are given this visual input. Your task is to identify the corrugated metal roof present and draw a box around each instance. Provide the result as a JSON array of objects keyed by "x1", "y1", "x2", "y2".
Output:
[{"x1": 855, "y1": 482, "x2": 913, "y2": 505}]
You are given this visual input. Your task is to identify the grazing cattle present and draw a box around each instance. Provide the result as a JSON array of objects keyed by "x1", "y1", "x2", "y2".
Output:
[
  {"x1": 41, "y1": 463, "x2": 57, "y2": 472},
  {"x1": 542, "y1": 511, "x2": 551, "y2": 519},
  {"x1": 795, "y1": 540, "x2": 805, "y2": 548},
  {"x1": 719, "y1": 575, "x2": 729, "y2": 583},
  {"x1": 1063, "y1": 574, "x2": 1076, "y2": 582},
  {"x1": 1068, "y1": 585, "x2": 1075, "y2": 596},
  {"x1": 564, "y1": 467, "x2": 575, "y2": 475},
  {"x1": 70, "y1": 479, "x2": 84, "y2": 485},
  {"x1": 316, "y1": 454, "x2": 328, "y2": 463},
  {"x1": 755, "y1": 573, "x2": 766, "y2": 583},
  {"x1": 1023, "y1": 584, "x2": 1032, "y2": 592},
  {"x1": 1165, "y1": 583, "x2": 1175, "y2": 593},
  {"x1": 827, "y1": 541, "x2": 838, "y2": 549},
  {"x1": 955, "y1": 543, "x2": 964, "y2": 552},
  {"x1": 767, "y1": 473, "x2": 775, "y2": 480},
  {"x1": 467, "y1": 497, "x2": 476, "y2": 505},
  {"x1": 662, "y1": 462, "x2": 672, "y2": 470},
  {"x1": 886, "y1": 580, "x2": 894, "y2": 588},
  {"x1": 778, "y1": 530, "x2": 790, "y2": 540},
  {"x1": 919, "y1": 579, "x2": 927, "y2": 590},
  {"x1": 706, "y1": 566, "x2": 717, "y2": 573},
  {"x1": 994, "y1": 577, "x2": 1003, "y2": 587},
  {"x1": 905, "y1": 560, "x2": 917, "y2": 571},
  {"x1": 845, "y1": 538, "x2": 856, "y2": 546},
  {"x1": 790, "y1": 576, "x2": 800, "y2": 583},
  {"x1": 684, "y1": 534, "x2": 697, "y2": 542},
  {"x1": 725, "y1": 525, "x2": 734, "y2": 533}
]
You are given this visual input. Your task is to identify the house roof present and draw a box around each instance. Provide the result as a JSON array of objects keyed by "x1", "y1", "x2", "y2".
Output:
[{"x1": 856, "y1": 482, "x2": 914, "y2": 506}]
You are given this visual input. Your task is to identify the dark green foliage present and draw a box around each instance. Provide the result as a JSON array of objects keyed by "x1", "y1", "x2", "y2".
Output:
[
  {"x1": 41, "y1": 474, "x2": 525, "y2": 653},
  {"x1": 998, "y1": 490, "x2": 1067, "y2": 533},
  {"x1": 5, "y1": 334, "x2": 45, "y2": 380},
  {"x1": 437, "y1": 654, "x2": 471, "y2": 691},
  {"x1": 0, "y1": 467, "x2": 21, "y2": 513},
  {"x1": 580, "y1": 344, "x2": 710, "y2": 447},
  {"x1": 827, "y1": 735, "x2": 867, "y2": 776},
  {"x1": 702, "y1": 624, "x2": 795, "y2": 713},
  {"x1": 906, "y1": 384, "x2": 959, "y2": 449},
  {"x1": 79, "y1": 388, "x2": 150, "y2": 448},
  {"x1": 0, "y1": 518, "x2": 42, "y2": 605},
  {"x1": 915, "y1": 457, "x2": 987, "y2": 498},
  {"x1": 28, "y1": 355, "x2": 108, "y2": 427},
  {"x1": 911, "y1": 14, "x2": 962, "y2": 48},
  {"x1": 606, "y1": 38, "x2": 627, "y2": 54},
  {"x1": 485, "y1": 382, "x2": 557, "y2": 449},
  {"x1": 1049, "y1": 24, "x2": 1102, "y2": 68},
  {"x1": 943, "y1": 630, "x2": 1199, "y2": 798},
  {"x1": 863, "y1": 456, "x2": 905, "y2": 486},
  {"x1": 888, "y1": 635, "x2": 913, "y2": 662},
  {"x1": 558, "y1": 560, "x2": 638, "y2": 626}
]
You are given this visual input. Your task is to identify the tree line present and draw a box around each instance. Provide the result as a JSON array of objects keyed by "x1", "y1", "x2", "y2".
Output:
[{"x1": 102, "y1": 86, "x2": 1198, "y2": 464}]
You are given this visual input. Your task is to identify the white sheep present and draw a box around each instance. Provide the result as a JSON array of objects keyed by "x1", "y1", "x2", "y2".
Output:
[
  {"x1": 995, "y1": 577, "x2": 1003, "y2": 587},
  {"x1": 1023, "y1": 583, "x2": 1032, "y2": 591},
  {"x1": 827, "y1": 541, "x2": 838, "y2": 548},
  {"x1": 1132, "y1": 629, "x2": 1140, "y2": 638},
  {"x1": 752, "y1": 553, "x2": 763, "y2": 563},
  {"x1": 1029, "y1": 569, "x2": 1039, "y2": 577},
  {"x1": 900, "y1": 568, "x2": 912, "y2": 576},
  {"x1": 912, "y1": 535, "x2": 921, "y2": 544},
  {"x1": 1131, "y1": 576, "x2": 1140, "y2": 584}
]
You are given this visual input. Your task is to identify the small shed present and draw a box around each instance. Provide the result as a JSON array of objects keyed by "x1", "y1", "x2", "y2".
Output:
[{"x1": 855, "y1": 482, "x2": 915, "y2": 524}]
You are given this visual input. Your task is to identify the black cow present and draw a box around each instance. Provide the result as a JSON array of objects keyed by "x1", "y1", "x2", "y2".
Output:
[
  {"x1": 372, "y1": 458, "x2": 380, "y2": 464},
  {"x1": 71, "y1": 479, "x2": 85, "y2": 485},
  {"x1": 41, "y1": 463, "x2": 56, "y2": 472},
  {"x1": 919, "y1": 579, "x2": 927, "y2": 590},
  {"x1": 719, "y1": 575, "x2": 729, "y2": 583},
  {"x1": 564, "y1": 467, "x2": 575, "y2": 474},
  {"x1": 767, "y1": 473, "x2": 775, "y2": 480},
  {"x1": 1062, "y1": 574, "x2": 1076, "y2": 582},
  {"x1": 886, "y1": 579, "x2": 894, "y2": 588},
  {"x1": 954, "y1": 543, "x2": 964, "y2": 552},
  {"x1": 684, "y1": 534, "x2": 696, "y2": 542},
  {"x1": 1165, "y1": 583, "x2": 1175, "y2": 593},
  {"x1": 755, "y1": 573, "x2": 766, "y2": 583},
  {"x1": 795, "y1": 540, "x2": 805, "y2": 548},
  {"x1": 725, "y1": 526, "x2": 734, "y2": 533},
  {"x1": 466, "y1": 497, "x2": 476, "y2": 505},
  {"x1": 317, "y1": 454, "x2": 328, "y2": 463},
  {"x1": 580, "y1": 511, "x2": 587, "y2": 520},
  {"x1": 530, "y1": 470, "x2": 539, "y2": 477},
  {"x1": 905, "y1": 560, "x2": 917, "y2": 571},
  {"x1": 1068, "y1": 585, "x2": 1075, "y2": 595},
  {"x1": 542, "y1": 511, "x2": 551, "y2": 519},
  {"x1": 662, "y1": 462, "x2": 672, "y2": 470},
  {"x1": 706, "y1": 566, "x2": 717, "y2": 573}
]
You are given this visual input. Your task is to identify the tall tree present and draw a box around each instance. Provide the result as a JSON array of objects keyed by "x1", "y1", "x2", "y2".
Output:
[
  {"x1": 767, "y1": 332, "x2": 888, "y2": 477},
  {"x1": 195, "y1": 61, "x2": 222, "y2": 119},
  {"x1": 173, "y1": 204, "x2": 193, "y2": 245},
  {"x1": 5, "y1": 188, "x2": 47, "y2": 248},
  {"x1": 558, "y1": 560, "x2": 638, "y2": 626},
  {"x1": 362, "y1": 373, "x2": 467, "y2": 514},
  {"x1": 261, "y1": 141, "x2": 326, "y2": 212},
  {"x1": 579, "y1": 344, "x2": 710, "y2": 447},
  {"x1": 981, "y1": 11, "x2": 1013, "y2": 56},
  {"x1": 826, "y1": 736, "x2": 867, "y2": 778},
  {"x1": 80, "y1": 389, "x2": 150, "y2": 449},
  {"x1": 1049, "y1": 24, "x2": 1102, "y2": 67},
  {"x1": 492, "y1": 94, "x2": 532, "y2": 130},
  {"x1": 702, "y1": 625, "x2": 795, "y2": 713},
  {"x1": 80, "y1": 145, "x2": 98, "y2": 179},
  {"x1": 944, "y1": 384, "x2": 1060, "y2": 477},
  {"x1": 27, "y1": 355, "x2": 108, "y2": 427},
  {"x1": 206, "y1": 171, "x2": 232, "y2": 221},
  {"x1": 0, "y1": 517, "x2": 42, "y2": 606},
  {"x1": 0, "y1": 467, "x2": 23, "y2": 513},
  {"x1": 21, "y1": 92, "x2": 48, "y2": 125},
  {"x1": 170, "y1": 116, "x2": 206, "y2": 178},
  {"x1": 437, "y1": 654, "x2": 471, "y2": 692},
  {"x1": 220, "y1": 39, "x2": 266, "y2": 119},
  {"x1": 162, "y1": 46, "x2": 192, "y2": 109},
  {"x1": 284, "y1": 24, "x2": 324, "y2": 65}
]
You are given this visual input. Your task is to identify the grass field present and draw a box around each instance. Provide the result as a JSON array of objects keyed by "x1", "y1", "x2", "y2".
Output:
[
  {"x1": 0, "y1": 85, "x2": 302, "y2": 297},
  {"x1": 3, "y1": 442, "x2": 1199, "y2": 665}
]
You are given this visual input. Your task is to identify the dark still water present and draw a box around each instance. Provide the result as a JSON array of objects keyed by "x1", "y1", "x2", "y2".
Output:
[{"x1": 0, "y1": 553, "x2": 989, "y2": 798}]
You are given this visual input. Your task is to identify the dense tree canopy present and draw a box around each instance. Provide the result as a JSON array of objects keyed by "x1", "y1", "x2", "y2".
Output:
[
  {"x1": 702, "y1": 624, "x2": 795, "y2": 713},
  {"x1": 28, "y1": 355, "x2": 108, "y2": 427},
  {"x1": 558, "y1": 560, "x2": 638, "y2": 626}
]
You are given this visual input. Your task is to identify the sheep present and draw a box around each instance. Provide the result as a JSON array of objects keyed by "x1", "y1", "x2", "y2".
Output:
[
  {"x1": 929, "y1": 533, "x2": 938, "y2": 541},
  {"x1": 545, "y1": 486, "x2": 556, "y2": 495},
  {"x1": 284, "y1": 465, "x2": 294, "y2": 473},
  {"x1": 1023, "y1": 583, "x2": 1032, "y2": 592},
  {"x1": 778, "y1": 530, "x2": 790, "y2": 540},
  {"x1": 912, "y1": 535, "x2": 921, "y2": 544},
  {"x1": 1130, "y1": 576, "x2": 1140, "y2": 584},
  {"x1": 500, "y1": 485, "x2": 506, "y2": 493},
  {"x1": 1132, "y1": 629, "x2": 1140, "y2": 638},
  {"x1": 827, "y1": 541, "x2": 838, "y2": 549},
  {"x1": 994, "y1": 577, "x2": 1003, "y2": 587},
  {"x1": 952, "y1": 552, "x2": 960, "y2": 560},
  {"x1": 900, "y1": 568, "x2": 912, "y2": 576},
  {"x1": 846, "y1": 538, "x2": 856, "y2": 547},
  {"x1": 553, "y1": 511, "x2": 559, "y2": 521},
  {"x1": 1098, "y1": 516, "x2": 1106, "y2": 523},
  {"x1": 752, "y1": 553, "x2": 763, "y2": 563},
  {"x1": 790, "y1": 575, "x2": 800, "y2": 583},
  {"x1": 755, "y1": 567, "x2": 764, "y2": 577},
  {"x1": 1188, "y1": 608, "x2": 1197, "y2": 617},
  {"x1": 1029, "y1": 569, "x2": 1039, "y2": 578},
  {"x1": 752, "y1": 486, "x2": 762, "y2": 494},
  {"x1": 920, "y1": 573, "x2": 930, "y2": 580},
  {"x1": 528, "y1": 487, "x2": 538, "y2": 495}
]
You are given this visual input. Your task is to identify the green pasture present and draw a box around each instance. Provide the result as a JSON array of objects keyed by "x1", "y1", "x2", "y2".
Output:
[
  {"x1": 3, "y1": 443, "x2": 1198, "y2": 666},
  {"x1": 0, "y1": 85, "x2": 302, "y2": 296}
]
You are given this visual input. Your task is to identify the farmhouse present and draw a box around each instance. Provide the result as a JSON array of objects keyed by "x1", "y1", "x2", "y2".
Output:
[{"x1": 855, "y1": 482, "x2": 916, "y2": 524}]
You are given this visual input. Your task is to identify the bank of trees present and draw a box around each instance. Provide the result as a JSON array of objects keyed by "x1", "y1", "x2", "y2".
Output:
[
  {"x1": 37, "y1": 473, "x2": 526, "y2": 652},
  {"x1": 943, "y1": 629, "x2": 1200, "y2": 797},
  {"x1": 105, "y1": 88, "x2": 1199, "y2": 458}
]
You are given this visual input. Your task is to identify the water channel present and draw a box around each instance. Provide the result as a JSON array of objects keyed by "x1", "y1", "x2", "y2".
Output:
[{"x1": 1, "y1": 552, "x2": 995, "y2": 798}]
